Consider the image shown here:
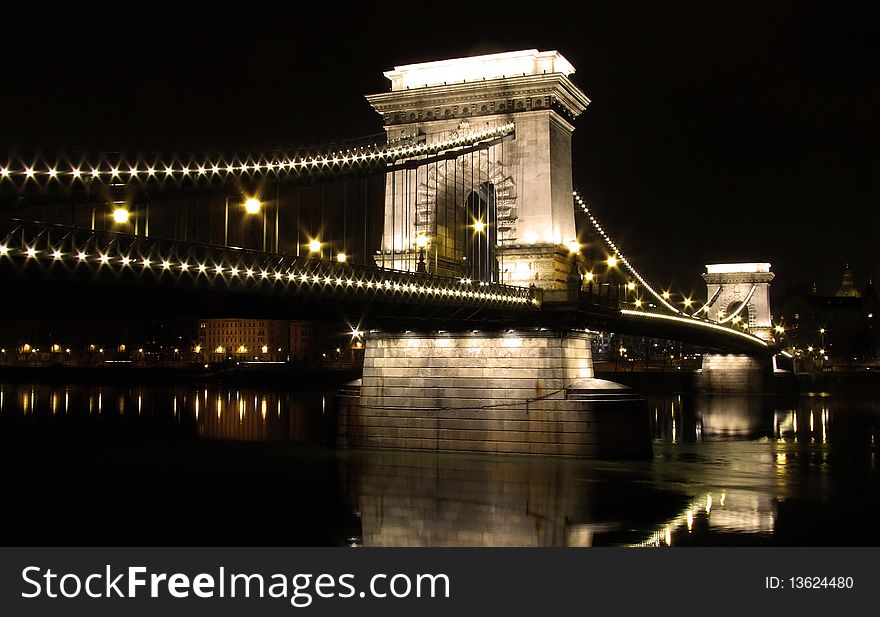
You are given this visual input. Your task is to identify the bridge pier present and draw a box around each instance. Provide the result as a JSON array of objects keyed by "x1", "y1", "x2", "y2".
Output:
[
  {"x1": 695, "y1": 354, "x2": 773, "y2": 392},
  {"x1": 337, "y1": 330, "x2": 650, "y2": 458}
]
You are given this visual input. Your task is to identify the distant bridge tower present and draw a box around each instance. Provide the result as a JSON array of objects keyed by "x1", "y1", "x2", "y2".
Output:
[
  {"x1": 367, "y1": 49, "x2": 590, "y2": 289},
  {"x1": 702, "y1": 263, "x2": 775, "y2": 340}
]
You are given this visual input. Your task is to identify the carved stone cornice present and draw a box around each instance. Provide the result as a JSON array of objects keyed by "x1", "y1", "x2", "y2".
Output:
[
  {"x1": 366, "y1": 74, "x2": 590, "y2": 126},
  {"x1": 703, "y1": 272, "x2": 775, "y2": 285}
]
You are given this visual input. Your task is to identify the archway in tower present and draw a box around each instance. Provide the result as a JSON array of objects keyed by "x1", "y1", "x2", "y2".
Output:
[
  {"x1": 463, "y1": 182, "x2": 497, "y2": 282},
  {"x1": 724, "y1": 301, "x2": 752, "y2": 328}
]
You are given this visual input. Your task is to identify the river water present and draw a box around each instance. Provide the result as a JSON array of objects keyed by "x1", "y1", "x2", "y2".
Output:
[{"x1": 0, "y1": 381, "x2": 877, "y2": 546}]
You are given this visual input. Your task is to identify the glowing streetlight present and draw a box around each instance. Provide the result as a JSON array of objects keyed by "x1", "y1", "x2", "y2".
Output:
[
  {"x1": 774, "y1": 325, "x2": 785, "y2": 334},
  {"x1": 566, "y1": 239, "x2": 580, "y2": 254},
  {"x1": 662, "y1": 291, "x2": 671, "y2": 299},
  {"x1": 112, "y1": 208, "x2": 130, "y2": 224},
  {"x1": 415, "y1": 233, "x2": 428, "y2": 273},
  {"x1": 584, "y1": 272, "x2": 594, "y2": 281},
  {"x1": 336, "y1": 252, "x2": 347, "y2": 264},
  {"x1": 473, "y1": 220, "x2": 485, "y2": 233},
  {"x1": 683, "y1": 298, "x2": 693, "y2": 307},
  {"x1": 244, "y1": 198, "x2": 261, "y2": 214},
  {"x1": 607, "y1": 256, "x2": 618, "y2": 268},
  {"x1": 627, "y1": 281, "x2": 636, "y2": 291},
  {"x1": 309, "y1": 239, "x2": 322, "y2": 254}
]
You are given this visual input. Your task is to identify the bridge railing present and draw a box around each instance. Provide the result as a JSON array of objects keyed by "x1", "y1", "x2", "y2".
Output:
[
  {"x1": 617, "y1": 301, "x2": 769, "y2": 348},
  {"x1": 0, "y1": 218, "x2": 538, "y2": 310}
]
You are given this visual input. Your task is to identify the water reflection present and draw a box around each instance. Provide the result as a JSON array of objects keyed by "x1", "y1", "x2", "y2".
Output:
[
  {"x1": 342, "y1": 451, "x2": 688, "y2": 547},
  {"x1": 0, "y1": 381, "x2": 878, "y2": 545},
  {"x1": 342, "y1": 391, "x2": 880, "y2": 546},
  {"x1": 0, "y1": 382, "x2": 330, "y2": 443}
]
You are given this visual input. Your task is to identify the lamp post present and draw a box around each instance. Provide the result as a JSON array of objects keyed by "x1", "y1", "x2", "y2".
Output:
[
  {"x1": 416, "y1": 233, "x2": 428, "y2": 273},
  {"x1": 243, "y1": 197, "x2": 264, "y2": 251},
  {"x1": 224, "y1": 196, "x2": 235, "y2": 246}
]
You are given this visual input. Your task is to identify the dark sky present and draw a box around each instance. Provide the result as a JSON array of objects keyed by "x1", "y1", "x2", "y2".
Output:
[{"x1": 1, "y1": 2, "x2": 876, "y2": 298}]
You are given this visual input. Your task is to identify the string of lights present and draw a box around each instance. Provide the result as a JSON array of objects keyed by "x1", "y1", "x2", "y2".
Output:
[
  {"x1": 572, "y1": 190, "x2": 681, "y2": 314},
  {"x1": 0, "y1": 123, "x2": 515, "y2": 188},
  {"x1": 0, "y1": 220, "x2": 536, "y2": 308},
  {"x1": 620, "y1": 309, "x2": 768, "y2": 347}
]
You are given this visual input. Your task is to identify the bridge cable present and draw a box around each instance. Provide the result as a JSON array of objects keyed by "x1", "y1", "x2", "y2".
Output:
[{"x1": 572, "y1": 190, "x2": 681, "y2": 314}]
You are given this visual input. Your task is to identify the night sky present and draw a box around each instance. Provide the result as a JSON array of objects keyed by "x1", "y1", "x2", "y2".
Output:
[{"x1": 1, "y1": 2, "x2": 876, "y2": 299}]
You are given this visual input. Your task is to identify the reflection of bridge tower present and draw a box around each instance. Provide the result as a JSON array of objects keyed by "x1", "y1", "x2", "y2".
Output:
[
  {"x1": 367, "y1": 49, "x2": 590, "y2": 289},
  {"x1": 702, "y1": 263, "x2": 775, "y2": 340}
]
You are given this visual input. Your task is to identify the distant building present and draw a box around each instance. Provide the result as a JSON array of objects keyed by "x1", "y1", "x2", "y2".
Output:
[
  {"x1": 777, "y1": 265, "x2": 878, "y2": 359},
  {"x1": 198, "y1": 319, "x2": 338, "y2": 364},
  {"x1": 199, "y1": 319, "x2": 290, "y2": 361},
  {"x1": 835, "y1": 264, "x2": 861, "y2": 298}
]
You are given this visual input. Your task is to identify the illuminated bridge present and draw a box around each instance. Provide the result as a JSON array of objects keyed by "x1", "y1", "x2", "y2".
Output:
[{"x1": 0, "y1": 49, "x2": 779, "y2": 456}]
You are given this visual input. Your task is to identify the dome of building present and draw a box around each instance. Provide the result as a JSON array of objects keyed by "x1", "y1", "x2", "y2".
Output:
[{"x1": 835, "y1": 264, "x2": 861, "y2": 298}]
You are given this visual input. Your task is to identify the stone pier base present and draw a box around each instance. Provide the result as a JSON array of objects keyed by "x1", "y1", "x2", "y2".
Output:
[
  {"x1": 694, "y1": 354, "x2": 772, "y2": 392},
  {"x1": 337, "y1": 330, "x2": 651, "y2": 458}
]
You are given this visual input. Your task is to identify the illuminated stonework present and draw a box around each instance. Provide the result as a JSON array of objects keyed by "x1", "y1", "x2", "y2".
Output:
[
  {"x1": 703, "y1": 263, "x2": 775, "y2": 339},
  {"x1": 368, "y1": 49, "x2": 590, "y2": 289},
  {"x1": 338, "y1": 330, "x2": 651, "y2": 457}
]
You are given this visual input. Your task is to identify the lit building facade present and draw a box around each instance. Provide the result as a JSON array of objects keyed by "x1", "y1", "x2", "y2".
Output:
[{"x1": 199, "y1": 319, "x2": 290, "y2": 361}]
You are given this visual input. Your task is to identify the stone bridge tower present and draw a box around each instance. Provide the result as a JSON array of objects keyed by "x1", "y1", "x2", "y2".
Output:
[
  {"x1": 367, "y1": 49, "x2": 590, "y2": 289},
  {"x1": 702, "y1": 263, "x2": 775, "y2": 340}
]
